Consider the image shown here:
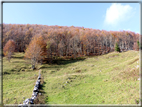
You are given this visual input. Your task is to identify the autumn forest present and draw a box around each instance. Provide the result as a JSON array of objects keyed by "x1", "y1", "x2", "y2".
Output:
[{"x1": 3, "y1": 24, "x2": 140, "y2": 64}]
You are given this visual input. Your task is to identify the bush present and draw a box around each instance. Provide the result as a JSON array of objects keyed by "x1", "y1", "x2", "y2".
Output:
[
  {"x1": 115, "y1": 43, "x2": 120, "y2": 52},
  {"x1": 137, "y1": 40, "x2": 142, "y2": 50}
]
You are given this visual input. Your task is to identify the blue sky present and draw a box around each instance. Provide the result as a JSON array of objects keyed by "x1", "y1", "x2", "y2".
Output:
[{"x1": 3, "y1": 3, "x2": 140, "y2": 33}]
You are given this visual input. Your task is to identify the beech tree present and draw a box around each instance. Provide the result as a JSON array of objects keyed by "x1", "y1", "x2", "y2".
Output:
[
  {"x1": 58, "y1": 40, "x2": 65, "y2": 57},
  {"x1": 3, "y1": 39, "x2": 16, "y2": 62},
  {"x1": 3, "y1": 24, "x2": 140, "y2": 59},
  {"x1": 25, "y1": 36, "x2": 47, "y2": 69}
]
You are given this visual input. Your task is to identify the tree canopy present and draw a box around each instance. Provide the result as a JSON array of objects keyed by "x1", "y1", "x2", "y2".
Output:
[{"x1": 3, "y1": 24, "x2": 140, "y2": 60}]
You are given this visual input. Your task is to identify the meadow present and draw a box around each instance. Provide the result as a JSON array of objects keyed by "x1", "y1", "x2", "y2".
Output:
[{"x1": 3, "y1": 50, "x2": 140, "y2": 104}]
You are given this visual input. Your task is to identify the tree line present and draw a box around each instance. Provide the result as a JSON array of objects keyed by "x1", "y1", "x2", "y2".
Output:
[{"x1": 3, "y1": 24, "x2": 140, "y2": 68}]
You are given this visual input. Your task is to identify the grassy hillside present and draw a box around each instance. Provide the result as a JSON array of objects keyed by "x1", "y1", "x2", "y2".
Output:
[
  {"x1": 3, "y1": 53, "x2": 41, "y2": 104},
  {"x1": 3, "y1": 51, "x2": 140, "y2": 104}
]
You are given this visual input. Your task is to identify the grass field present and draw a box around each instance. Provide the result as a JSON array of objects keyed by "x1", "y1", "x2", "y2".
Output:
[
  {"x1": 3, "y1": 53, "x2": 41, "y2": 104},
  {"x1": 3, "y1": 50, "x2": 140, "y2": 104}
]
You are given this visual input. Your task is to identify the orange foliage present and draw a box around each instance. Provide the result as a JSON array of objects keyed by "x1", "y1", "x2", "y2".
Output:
[
  {"x1": 2, "y1": 24, "x2": 140, "y2": 59},
  {"x1": 3, "y1": 39, "x2": 16, "y2": 62},
  {"x1": 25, "y1": 36, "x2": 47, "y2": 60}
]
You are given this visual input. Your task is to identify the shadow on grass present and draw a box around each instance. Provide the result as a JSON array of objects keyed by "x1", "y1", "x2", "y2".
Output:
[
  {"x1": 40, "y1": 58, "x2": 86, "y2": 69},
  {"x1": 3, "y1": 71, "x2": 10, "y2": 75},
  {"x1": 34, "y1": 80, "x2": 48, "y2": 104},
  {"x1": 39, "y1": 81, "x2": 46, "y2": 93},
  {"x1": 40, "y1": 81, "x2": 49, "y2": 104},
  {"x1": 12, "y1": 56, "x2": 24, "y2": 59}
]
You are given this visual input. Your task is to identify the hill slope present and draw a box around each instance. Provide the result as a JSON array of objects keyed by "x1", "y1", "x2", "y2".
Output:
[
  {"x1": 3, "y1": 50, "x2": 140, "y2": 104},
  {"x1": 41, "y1": 50, "x2": 140, "y2": 104}
]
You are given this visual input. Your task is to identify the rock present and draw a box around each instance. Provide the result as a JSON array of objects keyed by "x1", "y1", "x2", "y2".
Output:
[
  {"x1": 29, "y1": 98, "x2": 34, "y2": 104},
  {"x1": 23, "y1": 98, "x2": 30, "y2": 104},
  {"x1": 32, "y1": 92, "x2": 38, "y2": 97},
  {"x1": 33, "y1": 87, "x2": 38, "y2": 92},
  {"x1": 31, "y1": 96, "x2": 36, "y2": 100},
  {"x1": 38, "y1": 75, "x2": 41, "y2": 79},
  {"x1": 36, "y1": 81, "x2": 39, "y2": 86},
  {"x1": 35, "y1": 84, "x2": 39, "y2": 88},
  {"x1": 39, "y1": 93, "x2": 42, "y2": 95}
]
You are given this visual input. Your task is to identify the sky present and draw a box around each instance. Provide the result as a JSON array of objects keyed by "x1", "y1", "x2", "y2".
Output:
[{"x1": 3, "y1": 3, "x2": 140, "y2": 33}]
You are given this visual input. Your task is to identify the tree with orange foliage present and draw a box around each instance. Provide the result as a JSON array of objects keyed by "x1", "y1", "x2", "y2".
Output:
[
  {"x1": 25, "y1": 36, "x2": 47, "y2": 70},
  {"x1": 3, "y1": 39, "x2": 16, "y2": 62}
]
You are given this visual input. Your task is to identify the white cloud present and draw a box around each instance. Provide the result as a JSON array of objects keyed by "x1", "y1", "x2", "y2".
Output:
[{"x1": 104, "y1": 3, "x2": 133, "y2": 26}]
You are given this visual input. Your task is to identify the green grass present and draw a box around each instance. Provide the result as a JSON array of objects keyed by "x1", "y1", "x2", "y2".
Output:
[
  {"x1": 3, "y1": 50, "x2": 140, "y2": 104},
  {"x1": 41, "y1": 50, "x2": 140, "y2": 104},
  {"x1": 3, "y1": 53, "x2": 40, "y2": 104}
]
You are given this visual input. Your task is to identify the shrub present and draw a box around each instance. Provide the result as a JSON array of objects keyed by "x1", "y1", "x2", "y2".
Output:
[{"x1": 115, "y1": 43, "x2": 120, "y2": 52}]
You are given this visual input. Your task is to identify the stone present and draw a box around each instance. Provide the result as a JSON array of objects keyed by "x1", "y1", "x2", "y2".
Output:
[
  {"x1": 31, "y1": 96, "x2": 36, "y2": 100},
  {"x1": 23, "y1": 98, "x2": 30, "y2": 104},
  {"x1": 38, "y1": 75, "x2": 41, "y2": 79},
  {"x1": 37, "y1": 81, "x2": 40, "y2": 86},
  {"x1": 33, "y1": 87, "x2": 38, "y2": 92},
  {"x1": 29, "y1": 98, "x2": 34, "y2": 104},
  {"x1": 36, "y1": 81, "x2": 39, "y2": 85},
  {"x1": 39, "y1": 93, "x2": 42, "y2": 95},
  {"x1": 35, "y1": 84, "x2": 39, "y2": 88},
  {"x1": 32, "y1": 92, "x2": 38, "y2": 97}
]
